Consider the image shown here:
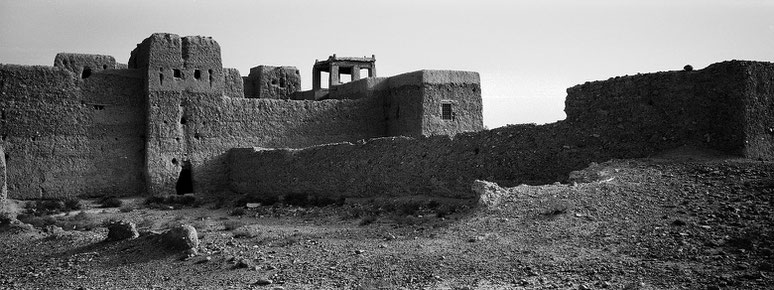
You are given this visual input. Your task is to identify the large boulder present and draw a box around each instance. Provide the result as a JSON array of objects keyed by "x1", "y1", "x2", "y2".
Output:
[
  {"x1": 106, "y1": 220, "x2": 139, "y2": 241},
  {"x1": 163, "y1": 224, "x2": 199, "y2": 254}
]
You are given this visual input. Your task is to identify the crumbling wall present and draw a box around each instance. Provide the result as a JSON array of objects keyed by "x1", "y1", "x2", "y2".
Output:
[
  {"x1": 228, "y1": 61, "x2": 774, "y2": 200},
  {"x1": 0, "y1": 64, "x2": 145, "y2": 199},
  {"x1": 0, "y1": 143, "x2": 6, "y2": 202},
  {"x1": 243, "y1": 66, "x2": 301, "y2": 99},
  {"x1": 228, "y1": 123, "x2": 587, "y2": 199},
  {"x1": 740, "y1": 62, "x2": 774, "y2": 159},
  {"x1": 134, "y1": 33, "x2": 225, "y2": 196},
  {"x1": 564, "y1": 61, "x2": 767, "y2": 157},
  {"x1": 185, "y1": 95, "x2": 386, "y2": 194},
  {"x1": 223, "y1": 68, "x2": 244, "y2": 98},
  {"x1": 54, "y1": 53, "x2": 116, "y2": 80}
]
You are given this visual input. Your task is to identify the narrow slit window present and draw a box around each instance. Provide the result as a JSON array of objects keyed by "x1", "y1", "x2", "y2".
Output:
[{"x1": 441, "y1": 103, "x2": 454, "y2": 120}]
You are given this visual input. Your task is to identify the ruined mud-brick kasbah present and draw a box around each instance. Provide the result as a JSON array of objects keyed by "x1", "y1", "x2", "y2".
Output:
[{"x1": 0, "y1": 33, "x2": 773, "y2": 203}]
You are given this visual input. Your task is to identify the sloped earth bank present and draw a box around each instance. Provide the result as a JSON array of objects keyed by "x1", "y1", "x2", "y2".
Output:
[{"x1": 0, "y1": 151, "x2": 772, "y2": 289}]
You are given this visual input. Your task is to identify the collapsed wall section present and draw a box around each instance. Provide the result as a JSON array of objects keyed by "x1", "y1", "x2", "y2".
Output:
[
  {"x1": 243, "y1": 66, "x2": 301, "y2": 99},
  {"x1": 0, "y1": 65, "x2": 145, "y2": 199},
  {"x1": 54, "y1": 53, "x2": 116, "y2": 80}
]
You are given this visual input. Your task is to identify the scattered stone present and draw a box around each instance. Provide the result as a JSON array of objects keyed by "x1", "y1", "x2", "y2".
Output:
[
  {"x1": 246, "y1": 203, "x2": 261, "y2": 208},
  {"x1": 235, "y1": 258, "x2": 252, "y2": 269},
  {"x1": 105, "y1": 220, "x2": 139, "y2": 241},
  {"x1": 45, "y1": 225, "x2": 65, "y2": 235},
  {"x1": 254, "y1": 278, "x2": 273, "y2": 286},
  {"x1": 473, "y1": 180, "x2": 509, "y2": 208},
  {"x1": 162, "y1": 224, "x2": 199, "y2": 254},
  {"x1": 354, "y1": 249, "x2": 365, "y2": 255}
]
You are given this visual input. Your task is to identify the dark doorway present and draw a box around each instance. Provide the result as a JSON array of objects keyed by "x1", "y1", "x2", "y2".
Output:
[{"x1": 175, "y1": 161, "x2": 193, "y2": 195}]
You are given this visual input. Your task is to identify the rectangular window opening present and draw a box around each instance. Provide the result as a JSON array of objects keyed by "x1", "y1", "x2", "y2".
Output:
[
  {"x1": 441, "y1": 103, "x2": 454, "y2": 120},
  {"x1": 340, "y1": 73, "x2": 352, "y2": 83},
  {"x1": 321, "y1": 71, "x2": 330, "y2": 89}
]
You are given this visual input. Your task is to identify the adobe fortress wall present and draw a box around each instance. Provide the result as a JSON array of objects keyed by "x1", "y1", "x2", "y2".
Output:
[
  {"x1": 0, "y1": 62, "x2": 145, "y2": 199},
  {"x1": 228, "y1": 61, "x2": 774, "y2": 200}
]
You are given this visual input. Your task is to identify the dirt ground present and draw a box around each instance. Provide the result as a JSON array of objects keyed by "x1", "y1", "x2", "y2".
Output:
[{"x1": 0, "y1": 149, "x2": 772, "y2": 289}]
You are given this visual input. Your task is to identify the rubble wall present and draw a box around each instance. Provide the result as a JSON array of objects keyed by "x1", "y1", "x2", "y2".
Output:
[{"x1": 0, "y1": 65, "x2": 145, "y2": 199}]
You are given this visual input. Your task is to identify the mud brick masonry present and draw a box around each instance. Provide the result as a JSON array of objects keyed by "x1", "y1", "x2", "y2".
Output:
[{"x1": 1, "y1": 33, "x2": 772, "y2": 201}]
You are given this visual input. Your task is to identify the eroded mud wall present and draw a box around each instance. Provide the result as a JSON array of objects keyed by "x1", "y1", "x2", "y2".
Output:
[
  {"x1": 0, "y1": 143, "x2": 6, "y2": 202},
  {"x1": 228, "y1": 61, "x2": 774, "y2": 199},
  {"x1": 0, "y1": 65, "x2": 145, "y2": 199},
  {"x1": 741, "y1": 62, "x2": 774, "y2": 159},
  {"x1": 182, "y1": 95, "x2": 387, "y2": 194}
]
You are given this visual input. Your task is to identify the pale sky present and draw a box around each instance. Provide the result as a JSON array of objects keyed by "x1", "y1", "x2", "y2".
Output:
[{"x1": 1, "y1": 0, "x2": 772, "y2": 129}]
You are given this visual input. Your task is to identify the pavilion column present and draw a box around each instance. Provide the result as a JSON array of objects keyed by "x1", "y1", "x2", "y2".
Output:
[
  {"x1": 351, "y1": 65, "x2": 360, "y2": 81},
  {"x1": 312, "y1": 67, "x2": 321, "y2": 90},
  {"x1": 329, "y1": 65, "x2": 340, "y2": 87}
]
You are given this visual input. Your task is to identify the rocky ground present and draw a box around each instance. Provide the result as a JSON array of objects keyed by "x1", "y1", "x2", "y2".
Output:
[{"x1": 0, "y1": 148, "x2": 772, "y2": 289}]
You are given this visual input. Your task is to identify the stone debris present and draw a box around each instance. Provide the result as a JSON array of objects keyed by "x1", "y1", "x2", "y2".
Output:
[
  {"x1": 105, "y1": 220, "x2": 139, "y2": 241},
  {"x1": 162, "y1": 224, "x2": 199, "y2": 254},
  {"x1": 472, "y1": 180, "x2": 508, "y2": 208}
]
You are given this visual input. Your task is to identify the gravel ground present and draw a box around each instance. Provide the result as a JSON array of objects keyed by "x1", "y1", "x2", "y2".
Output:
[{"x1": 0, "y1": 150, "x2": 772, "y2": 289}]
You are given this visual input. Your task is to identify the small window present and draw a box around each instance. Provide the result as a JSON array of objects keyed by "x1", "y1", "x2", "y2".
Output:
[
  {"x1": 441, "y1": 103, "x2": 454, "y2": 120},
  {"x1": 174, "y1": 69, "x2": 182, "y2": 78},
  {"x1": 194, "y1": 70, "x2": 201, "y2": 80},
  {"x1": 81, "y1": 67, "x2": 92, "y2": 79}
]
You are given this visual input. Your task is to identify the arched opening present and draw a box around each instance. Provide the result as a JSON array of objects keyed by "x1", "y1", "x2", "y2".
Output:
[{"x1": 175, "y1": 161, "x2": 193, "y2": 195}]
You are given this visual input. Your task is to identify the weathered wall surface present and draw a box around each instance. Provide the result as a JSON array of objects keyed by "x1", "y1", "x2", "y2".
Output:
[
  {"x1": 243, "y1": 66, "x2": 301, "y2": 99},
  {"x1": 741, "y1": 62, "x2": 774, "y2": 159},
  {"x1": 417, "y1": 71, "x2": 483, "y2": 136},
  {"x1": 228, "y1": 61, "x2": 774, "y2": 200},
  {"x1": 135, "y1": 33, "x2": 225, "y2": 196},
  {"x1": 0, "y1": 143, "x2": 6, "y2": 202},
  {"x1": 565, "y1": 61, "x2": 752, "y2": 157},
  {"x1": 0, "y1": 65, "x2": 145, "y2": 199},
  {"x1": 184, "y1": 95, "x2": 386, "y2": 194},
  {"x1": 223, "y1": 68, "x2": 244, "y2": 98},
  {"x1": 54, "y1": 53, "x2": 116, "y2": 80},
  {"x1": 228, "y1": 124, "x2": 590, "y2": 199}
]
